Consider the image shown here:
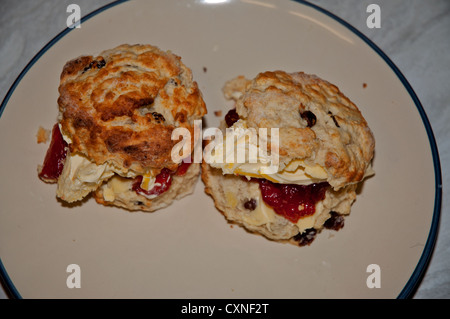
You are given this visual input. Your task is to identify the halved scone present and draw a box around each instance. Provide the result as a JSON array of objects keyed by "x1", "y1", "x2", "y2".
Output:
[
  {"x1": 38, "y1": 44, "x2": 207, "y2": 212},
  {"x1": 202, "y1": 71, "x2": 375, "y2": 245}
]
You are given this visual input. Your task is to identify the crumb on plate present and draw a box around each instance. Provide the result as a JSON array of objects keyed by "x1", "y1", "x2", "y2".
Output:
[{"x1": 36, "y1": 126, "x2": 50, "y2": 144}]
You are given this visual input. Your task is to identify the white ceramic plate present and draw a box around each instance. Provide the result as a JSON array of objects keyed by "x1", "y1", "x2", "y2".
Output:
[{"x1": 0, "y1": 0, "x2": 441, "y2": 299}]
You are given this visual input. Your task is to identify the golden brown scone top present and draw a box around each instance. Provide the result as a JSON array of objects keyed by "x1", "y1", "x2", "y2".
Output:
[
  {"x1": 58, "y1": 44, "x2": 206, "y2": 175},
  {"x1": 225, "y1": 71, "x2": 375, "y2": 189}
]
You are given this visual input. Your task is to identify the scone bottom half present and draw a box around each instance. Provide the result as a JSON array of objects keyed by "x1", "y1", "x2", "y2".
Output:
[
  {"x1": 202, "y1": 71, "x2": 375, "y2": 246},
  {"x1": 37, "y1": 44, "x2": 207, "y2": 212}
]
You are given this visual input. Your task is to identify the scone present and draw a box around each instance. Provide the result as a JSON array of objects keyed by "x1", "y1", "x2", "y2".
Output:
[
  {"x1": 202, "y1": 71, "x2": 375, "y2": 245},
  {"x1": 38, "y1": 44, "x2": 207, "y2": 212}
]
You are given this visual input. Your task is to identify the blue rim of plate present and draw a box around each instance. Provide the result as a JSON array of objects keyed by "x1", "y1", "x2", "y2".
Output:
[{"x1": 0, "y1": 0, "x2": 442, "y2": 299}]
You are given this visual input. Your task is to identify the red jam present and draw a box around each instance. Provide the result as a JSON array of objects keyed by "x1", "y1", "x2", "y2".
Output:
[
  {"x1": 132, "y1": 159, "x2": 192, "y2": 197},
  {"x1": 132, "y1": 168, "x2": 172, "y2": 197},
  {"x1": 175, "y1": 160, "x2": 192, "y2": 176},
  {"x1": 38, "y1": 123, "x2": 68, "y2": 182},
  {"x1": 257, "y1": 179, "x2": 329, "y2": 224}
]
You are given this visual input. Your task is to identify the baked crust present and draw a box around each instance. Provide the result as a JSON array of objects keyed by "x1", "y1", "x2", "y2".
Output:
[
  {"x1": 58, "y1": 44, "x2": 206, "y2": 175},
  {"x1": 224, "y1": 71, "x2": 375, "y2": 190}
]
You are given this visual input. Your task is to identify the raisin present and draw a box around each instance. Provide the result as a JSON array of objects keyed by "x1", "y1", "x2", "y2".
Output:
[
  {"x1": 243, "y1": 198, "x2": 257, "y2": 211},
  {"x1": 151, "y1": 112, "x2": 165, "y2": 123},
  {"x1": 82, "y1": 58, "x2": 106, "y2": 73},
  {"x1": 225, "y1": 108, "x2": 240, "y2": 127},
  {"x1": 96, "y1": 58, "x2": 106, "y2": 69},
  {"x1": 323, "y1": 211, "x2": 345, "y2": 231},
  {"x1": 82, "y1": 64, "x2": 92, "y2": 73},
  {"x1": 293, "y1": 228, "x2": 317, "y2": 246},
  {"x1": 300, "y1": 110, "x2": 317, "y2": 127}
]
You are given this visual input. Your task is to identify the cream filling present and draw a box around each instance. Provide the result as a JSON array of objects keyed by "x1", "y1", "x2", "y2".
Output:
[
  {"x1": 56, "y1": 153, "x2": 115, "y2": 203},
  {"x1": 238, "y1": 159, "x2": 328, "y2": 185},
  {"x1": 102, "y1": 176, "x2": 131, "y2": 202},
  {"x1": 57, "y1": 153, "x2": 161, "y2": 203},
  {"x1": 101, "y1": 171, "x2": 162, "y2": 202},
  {"x1": 57, "y1": 127, "x2": 162, "y2": 202}
]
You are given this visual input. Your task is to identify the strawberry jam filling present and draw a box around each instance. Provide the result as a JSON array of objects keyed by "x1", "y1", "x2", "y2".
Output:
[
  {"x1": 256, "y1": 178, "x2": 329, "y2": 224},
  {"x1": 132, "y1": 168, "x2": 172, "y2": 197},
  {"x1": 38, "y1": 123, "x2": 68, "y2": 182},
  {"x1": 175, "y1": 160, "x2": 192, "y2": 176},
  {"x1": 132, "y1": 160, "x2": 192, "y2": 197}
]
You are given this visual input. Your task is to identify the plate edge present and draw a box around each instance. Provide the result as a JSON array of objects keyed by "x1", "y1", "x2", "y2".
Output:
[{"x1": 0, "y1": 0, "x2": 442, "y2": 300}]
